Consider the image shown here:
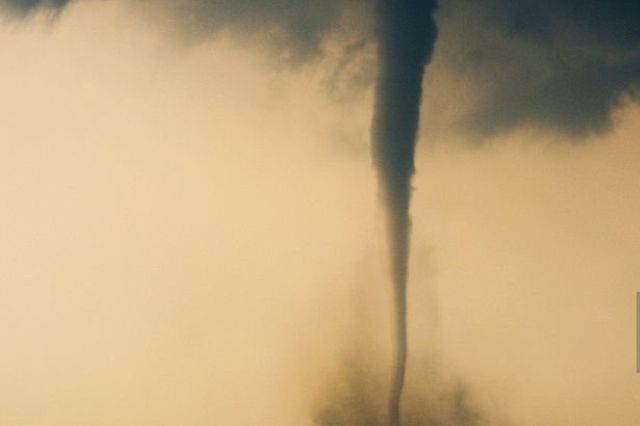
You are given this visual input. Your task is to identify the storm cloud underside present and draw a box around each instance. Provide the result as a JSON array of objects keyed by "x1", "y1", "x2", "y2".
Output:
[
  {"x1": 3, "y1": 0, "x2": 639, "y2": 136},
  {"x1": 435, "y1": 0, "x2": 640, "y2": 137}
]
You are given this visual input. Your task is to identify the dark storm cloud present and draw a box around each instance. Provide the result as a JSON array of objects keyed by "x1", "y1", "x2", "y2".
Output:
[
  {"x1": 0, "y1": 0, "x2": 368, "y2": 60},
  {"x1": 148, "y1": 0, "x2": 640, "y2": 138},
  {"x1": 434, "y1": 0, "x2": 640, "y2": 138},
  {"x1": 0, "y1": 0, "x2": 69, "y2": 15},
  {"x1": 3, "y1": 0, "x2": 638, "y2": 137},
  {"x1": 144, "y1": 0, "x2": 369, "y2": 61}
]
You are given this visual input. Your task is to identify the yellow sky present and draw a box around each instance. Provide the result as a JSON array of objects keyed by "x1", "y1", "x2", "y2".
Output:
[{"x1": 0, "y1": 2, "x2": 638, "y2": 425}]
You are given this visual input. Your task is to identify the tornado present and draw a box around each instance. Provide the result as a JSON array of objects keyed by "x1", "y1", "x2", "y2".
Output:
[{"x1": 371, "y1": 1, "x2": 438, "y2": 425}]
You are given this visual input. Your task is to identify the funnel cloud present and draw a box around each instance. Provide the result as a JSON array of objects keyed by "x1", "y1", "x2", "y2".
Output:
[{"x1": 371, "y1": 1, "x2": 437, "y2": 424}]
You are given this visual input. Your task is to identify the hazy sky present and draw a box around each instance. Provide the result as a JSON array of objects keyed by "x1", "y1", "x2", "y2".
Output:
[{"x1": 0, "y1": 1, "x2": 638, "y2": 426}]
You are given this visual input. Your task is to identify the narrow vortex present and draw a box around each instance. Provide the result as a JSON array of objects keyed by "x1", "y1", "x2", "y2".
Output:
[{"x1": 370, "y1": 1, "x2": 438, "y2": 425}]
